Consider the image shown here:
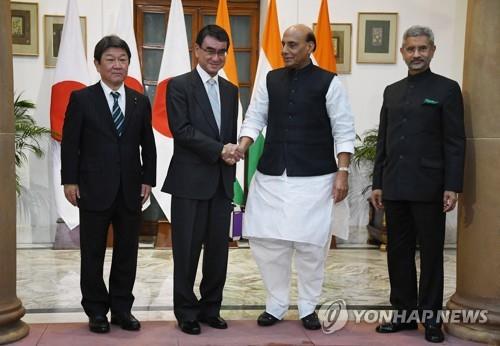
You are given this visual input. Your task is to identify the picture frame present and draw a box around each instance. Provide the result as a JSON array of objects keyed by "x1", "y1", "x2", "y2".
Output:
[
  {"x1": 44, "y1": 15, "x2": 87, "y2": 68},
  {"x1": 312, "y1": 22, "x2": 352, "y2": 74},
  {"x1": 357, "y1": 12, "x2": 398, "y2": 64},
  {"x1": 11, "y1": 2, "x2": 39, "y2": 56},
  {"x1": 331, "y1": 23, "x2": 352, "y2": 74}
]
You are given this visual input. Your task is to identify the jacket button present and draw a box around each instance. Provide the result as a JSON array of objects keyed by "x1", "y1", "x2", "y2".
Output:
[
  {"x1": 399, "y1": 155, "x2": 404, "y2": 159},
  {"x1": 400, "y1": 135, "x2": 405, "y2": 140}
]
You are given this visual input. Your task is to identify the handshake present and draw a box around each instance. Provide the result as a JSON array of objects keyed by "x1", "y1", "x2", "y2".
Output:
[{"x1": 221, "y1": 143, "x2": 246, "y2": 166}]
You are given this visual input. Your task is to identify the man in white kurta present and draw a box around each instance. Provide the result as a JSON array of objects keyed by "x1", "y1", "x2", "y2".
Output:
[{"x1": 236, "y1": 25, "x2": 355, "y2": 330}]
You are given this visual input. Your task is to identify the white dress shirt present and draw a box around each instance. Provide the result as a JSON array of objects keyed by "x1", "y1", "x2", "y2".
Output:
[
  {"x1": 239, "y1": 75, "x2": 355, "y2": 155},
  {"x1": 196, "y1": 64, "x2": 221, "y2": 107},
  {"x1": 240, "y1": 73, "x2": 356, "y2": 245},
  {"x1": 100, "y1": 81, "x2": 126, "y2": 116}
]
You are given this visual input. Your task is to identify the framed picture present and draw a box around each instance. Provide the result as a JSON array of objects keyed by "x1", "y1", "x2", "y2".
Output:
[
  {"x1": 357, "y1": 12, "x2": 398, "y2": 64},
  {"x1": 312, "y1": 23, "x2": 352, "y2": 74},
  {"x1": 44, "y1": 15, "x2": 87, "y2": 68},
  {"x1": 11, "y1": 2, "x2": 39, "y2": 56},
  {"x1": 331, "y1": 23, "x2": 352, "y2": 74}
]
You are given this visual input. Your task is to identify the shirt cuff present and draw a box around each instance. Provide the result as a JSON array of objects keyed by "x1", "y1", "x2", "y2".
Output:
[
  {"x1": 336, "y1": 141, "x2": 355, "y2": 154},
  {"x1": 239, "y1": 127, "x2": 260, "y2": 143}
]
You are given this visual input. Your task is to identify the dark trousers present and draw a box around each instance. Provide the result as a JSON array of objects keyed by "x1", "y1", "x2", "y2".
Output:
[
  {"x1": 171, "y1": 181, "x2": 232, "y2": 322},
  {"x1": 79, "y1": 189, "x2": 141, "y2": 317},
  {"x1": 384, "y1": 200, "x2": 446, "y2": 326}
]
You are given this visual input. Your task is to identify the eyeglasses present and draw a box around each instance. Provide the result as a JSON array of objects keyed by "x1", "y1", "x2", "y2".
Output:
[{"x1": 199, "y1": 47, "x2": 228, "y2": 58}]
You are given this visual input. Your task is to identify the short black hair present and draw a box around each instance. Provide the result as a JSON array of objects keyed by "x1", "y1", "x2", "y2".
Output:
[
  {"x1": 195, "y1": 24, "x2": 230, "y2": 50},
  {"x1": 94, "y1": 35, "x2": 131, "y2": 62},
  {"x1": 306, "y1": 31, "x2": 316, "y2": 52}
]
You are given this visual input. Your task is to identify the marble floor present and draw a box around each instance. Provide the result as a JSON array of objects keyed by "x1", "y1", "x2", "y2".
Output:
[{"x1": 17, "y1": 246, "x2": 457, "y2": 324}]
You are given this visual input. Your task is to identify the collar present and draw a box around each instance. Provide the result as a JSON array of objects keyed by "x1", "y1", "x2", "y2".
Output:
[
  {"x1": 407, "y1": 68, "x2": 432, "y2": 82},
  {"x1": 100, "y1": 80, "x2": 125, "y2": 97},
  {"x1": 287, "y1": 59, "x2": 314, "y2": 75},
  {"x1": 196, "y1": 64, "x2": 219, "y2": 85}
]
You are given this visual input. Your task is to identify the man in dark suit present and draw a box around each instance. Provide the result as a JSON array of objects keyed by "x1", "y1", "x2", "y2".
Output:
[
  {"x1": 162, "y1": 25, "x2": 239, "y2": 335},
  {"x1": 61, "y1": 35, "x2": 156, "y2": 333},
  {"x1": 371, "y1": 26, "x2": 465, "y2": 343}
]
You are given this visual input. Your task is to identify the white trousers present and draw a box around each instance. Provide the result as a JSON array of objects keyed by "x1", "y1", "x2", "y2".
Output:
[{"x1": 249, "y1": 237, "x2": 330, "y2": 319}]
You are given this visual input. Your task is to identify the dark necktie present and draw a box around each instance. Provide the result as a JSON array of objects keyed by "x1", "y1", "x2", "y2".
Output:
[{"x1": 111, "y1": 91, "x2": 125, "y2": 136}]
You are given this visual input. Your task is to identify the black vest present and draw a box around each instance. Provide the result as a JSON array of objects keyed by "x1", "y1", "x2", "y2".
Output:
[{"x1": 257, "y1": 63, "x2": 338, "y2": 176}]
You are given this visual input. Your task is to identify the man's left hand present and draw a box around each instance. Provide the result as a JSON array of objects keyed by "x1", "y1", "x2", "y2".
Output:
[
  {"x1": 141, "y1": 184, "x2": 152, "y2": 205},
  {"x1": 332, "y1": 171, "x2": 349, "y2": 203},
  {"x1": 443, "y1": 190, "x2": 458, "y2": 212}
]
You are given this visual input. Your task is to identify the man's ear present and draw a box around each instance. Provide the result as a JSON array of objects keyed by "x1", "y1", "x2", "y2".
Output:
[{"x1": 307, "y1": 41, "x2": 315, "y2": 53}]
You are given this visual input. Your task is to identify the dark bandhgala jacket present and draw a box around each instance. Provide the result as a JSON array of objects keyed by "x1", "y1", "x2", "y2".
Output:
[
  {"x1": 372, "y1": 69, "x2": 465, "y2": 201},
  {"x1": 258, "y1": 63, "x2": 338, "y2": 177}
]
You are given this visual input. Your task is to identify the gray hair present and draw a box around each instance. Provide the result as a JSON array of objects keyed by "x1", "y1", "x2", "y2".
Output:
[{"x1": 402, "y1": 25, "x2": 435, "y2": 46}]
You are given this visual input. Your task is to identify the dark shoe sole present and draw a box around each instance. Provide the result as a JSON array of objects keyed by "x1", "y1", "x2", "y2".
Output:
[
  {"x1": 110, "y1": 318, "x2": 141, "y2": 331},
  {"x1": 375, "y1": 324, "x2": 418, "y2": 333},
  {"x1": 89, "y1": 326, "x2": 110, "y2": 333}
]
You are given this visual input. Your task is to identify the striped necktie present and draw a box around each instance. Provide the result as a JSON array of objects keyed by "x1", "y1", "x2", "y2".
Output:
[{"x1": 110, "y1": 91, "x2": 125, "y2": 136}]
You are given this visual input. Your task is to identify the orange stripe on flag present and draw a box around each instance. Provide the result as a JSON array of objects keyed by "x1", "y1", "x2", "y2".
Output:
[
  {"x1": 216, "y1": 0, "x2": 239, "y2": 86},
  {"x1": 313, "y1": 0, "x2": 336, "y2": 73},
  {"x1": 50, "y1": 80, "x2": 86, "y2": 141},
  {"x1": 152, "y1": 78, "x2": 173, "y2": 138},
  {"x1": 125, "y1": 76, "x2": 144, "y2": 94},
  {"x1": 262, "y1": 0, "x2": 284, "y2": 69}
]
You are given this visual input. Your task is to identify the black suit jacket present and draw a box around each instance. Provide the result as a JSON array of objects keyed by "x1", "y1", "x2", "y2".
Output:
[
  {"x1": 372, "y1": 69, "x2": 465, "y2": 202},
  {"x1": 61, "y1": 82, "x2": 156, "y2": 211},
  {"x1": 162, "y1": 70, "x2": 238, "y2": 200}
]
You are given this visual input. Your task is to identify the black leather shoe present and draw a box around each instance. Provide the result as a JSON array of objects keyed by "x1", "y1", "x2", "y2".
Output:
[
  {"x1": 375, "y1": 321, "x2": 418, "y2": 333},
  {"x1": 198, "y1": 315, "x2": 228, "y2": 329},
  {"x1": 301, "y1": 312, "x2": 321, "y2": 330},
  {"x1": 178, "y1": 320, "x2": 201, "y2": 335},
  {"x1": 257, "y1": 311, "x2": 279, "y2": 327},
  {"x1": 110, "y1": 313, "x2": 141, "y2": 331},
  {"x1": 89, "y1": 315, "x2": 110, "y2": 333},
  {"x1": 425, "y1": 325, "x2": 445, "y2": 343}
]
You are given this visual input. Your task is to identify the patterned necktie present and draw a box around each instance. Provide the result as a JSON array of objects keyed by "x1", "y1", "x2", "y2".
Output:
[
  {"x1": 206, "y1": 78, "x2": 221, "y2": 132},
  {"x1": 110, "y1": 91, "x2": 125, "y2": 136}
]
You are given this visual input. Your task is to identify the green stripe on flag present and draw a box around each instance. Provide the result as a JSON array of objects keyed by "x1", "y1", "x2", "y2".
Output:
[
  {"x1": 247, "y1": 133, "x2": 265, "y2": 187},
  {"x1": 233, "y1": 180, "x2": 244, "y2": 205}
]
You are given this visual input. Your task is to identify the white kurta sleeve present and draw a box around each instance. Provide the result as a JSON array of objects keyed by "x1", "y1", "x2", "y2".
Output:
[
  {"x1": 238, "y1": 77, "x2": 269, "y2": 142},
  {"x1": 325, "y1": 77, "x2": 356, "y2": 154}
]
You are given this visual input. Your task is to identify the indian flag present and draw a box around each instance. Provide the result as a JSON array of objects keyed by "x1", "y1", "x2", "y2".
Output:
[
  {"x1": 246, "y1": 0, "x2": 283, "y2": 186},
  {"x1": 215, "y1": 0, "x2": 244, "y2": 205},
  {"x1": 313, "y1": 0, "x2": 337, "y2": 72}
]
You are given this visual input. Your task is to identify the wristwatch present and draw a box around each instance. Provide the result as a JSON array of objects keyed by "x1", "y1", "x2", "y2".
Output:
[{"x1": 338, "y1": 166, "x2": 350, "y2": 173}]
